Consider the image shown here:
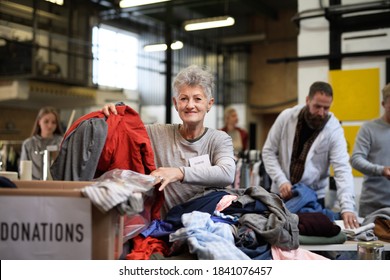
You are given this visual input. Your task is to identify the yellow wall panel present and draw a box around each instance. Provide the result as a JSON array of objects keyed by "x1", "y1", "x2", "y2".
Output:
[
  {"x1": 329, "y1": 125, "x2": 363, "y2": 177},
  {"x1": 329, "y1": 68, "x2": 380, "y2": 121},
  {"x1": 343, "y1": 125, "x2": 363, "y2": 177}
]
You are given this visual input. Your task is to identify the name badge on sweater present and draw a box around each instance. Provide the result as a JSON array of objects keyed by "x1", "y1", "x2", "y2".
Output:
[{"x1": 189, "y1": 154, "x2": 211, "y2": 167}]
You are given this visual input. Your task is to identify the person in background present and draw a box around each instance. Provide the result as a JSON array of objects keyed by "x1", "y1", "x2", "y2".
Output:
[
  {"x1": 262, "y1": 81, "x2": 359, "y2": 229},
  {"x1": 102, "y1": 65, "x2": 236, "y2": 216},
  {"x1": 220, "y1": 106, "x2": 249, "y2": 156},
  {"x1": 351, "y1": 83, "x2": 390, "y2": 218},
  {"x1": 20, "y1": 106, "x2": 63, "y2": 180}
]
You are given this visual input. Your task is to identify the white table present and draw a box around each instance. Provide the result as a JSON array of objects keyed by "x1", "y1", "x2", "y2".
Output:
[{"x1": 300, "y1": 240, "x2": 390, "y2": 251}]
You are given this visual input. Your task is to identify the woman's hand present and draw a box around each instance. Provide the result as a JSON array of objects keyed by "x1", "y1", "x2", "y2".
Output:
[
  {"x1": 151, "y1": 167, "x2": 184, "y2": 191},
  {"x1": 100, "y1": 103, "x2": 118, "y2": 117}
]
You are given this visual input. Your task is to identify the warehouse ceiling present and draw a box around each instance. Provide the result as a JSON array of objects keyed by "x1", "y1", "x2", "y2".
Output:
[
  {"x1": 93, "y1": 0, "x2": 298, "y2": 43},
  {"x1": 0, "y1": 0, "x2": 298, "y2": 46},
  {"x1": 0, "y1": 0, "x2": 297, "y2": 110}
]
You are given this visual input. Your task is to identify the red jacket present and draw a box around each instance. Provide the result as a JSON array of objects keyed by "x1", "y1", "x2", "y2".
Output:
[{"x1": 64, "y1": 105, "x2": 156, "y2": 176}]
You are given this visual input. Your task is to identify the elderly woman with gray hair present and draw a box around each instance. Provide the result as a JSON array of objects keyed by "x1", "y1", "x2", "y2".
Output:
[{"x1": 102, "y1": 65, "x2": 236, "y2": 215}]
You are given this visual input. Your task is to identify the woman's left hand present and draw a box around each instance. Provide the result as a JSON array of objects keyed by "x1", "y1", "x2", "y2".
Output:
[{"x1": 151, "y1": 167, "x2": 184, "y2": 191}]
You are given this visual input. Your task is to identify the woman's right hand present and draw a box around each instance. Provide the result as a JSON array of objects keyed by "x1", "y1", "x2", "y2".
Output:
[
  {"x1": 150, "y1": 167, "x2": 184, "y2": 191},
  {"x1": 101, "y1": 103, "x2": 118, "y2": 117}
]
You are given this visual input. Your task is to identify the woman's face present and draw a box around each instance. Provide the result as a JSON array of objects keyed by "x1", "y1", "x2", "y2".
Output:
[
  {"x1": 173, "y1": 85, "x2": 214, "y2": 126},
  {"x1": 227, "y1": 111, "x2": 238, "y2": 126},
  {"x1": 38, "y1": 112, "x2": 57, "y2": 137}
]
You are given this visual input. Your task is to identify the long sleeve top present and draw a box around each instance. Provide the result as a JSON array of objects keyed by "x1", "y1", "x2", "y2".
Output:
[
  {"x1": 262, "y1": 104, "x2": 355, "y2": 214},
  {"x1": 20, "y1": 134, "x2": 63, "y2": 180},
  {"x1": 220, "y1": 126, "x2": 249, "y2": 153},
  {"x1": 146, "y1": 124, "x2": 236, "y2": 214},
  {"x1": 351, "y1": 118, "x2": 390, "y2": 217}
]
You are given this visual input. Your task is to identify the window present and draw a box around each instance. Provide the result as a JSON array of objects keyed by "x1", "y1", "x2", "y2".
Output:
[{"x1": 92, "y1": 25, "x2": 138, "y2": 90}]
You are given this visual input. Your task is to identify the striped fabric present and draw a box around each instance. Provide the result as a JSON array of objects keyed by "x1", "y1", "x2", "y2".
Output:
[{"x1": 81, "y1": 169, "x2": 156, "y2": 215}]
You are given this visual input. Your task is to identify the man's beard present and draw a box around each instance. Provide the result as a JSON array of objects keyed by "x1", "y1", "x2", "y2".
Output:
[{"x1": 304, "y1": 106, "x2": 327, "y2": 129}]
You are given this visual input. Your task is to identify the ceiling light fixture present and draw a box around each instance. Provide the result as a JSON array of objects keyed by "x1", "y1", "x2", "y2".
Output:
[
  {"x1": 144, "y1": 43, "x2": 167, "y2": 52},
  {"x1": 119, "y1": 0, "x2": 171, "y2": 8},
  {"x1": 144, "y1": 41, "x2": 183, "y2": 52},
  {"x1": 44, "y1": 0, "x2": 64, "y2": 5},
  {"x1": 183, "y1": 16, "x2": 235, "y2": 31},
  {"x1": 170, "y1": 41, "x2": 184, "y2": 50}
]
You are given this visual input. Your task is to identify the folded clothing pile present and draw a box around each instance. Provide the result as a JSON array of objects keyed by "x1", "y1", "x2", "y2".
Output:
[{"x1": 335, "y1": 220, "x2": 376, "y2": 241}]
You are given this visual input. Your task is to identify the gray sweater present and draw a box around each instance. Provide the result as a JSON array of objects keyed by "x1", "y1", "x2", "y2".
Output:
[
  {"x1": 351, "y1": 118, "x2": 390, "y2": 217},
  {"x1": 20, "y1": 134, "x2": 63, "y2": 180},
  {"x1": 146, "y1": 124, "x2": 236, "y2": 215}
]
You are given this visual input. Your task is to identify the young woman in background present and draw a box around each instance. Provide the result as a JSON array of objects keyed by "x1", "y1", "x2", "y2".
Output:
[{"x1": 20, "y1": 106, "x2": 63, "y2": 180}]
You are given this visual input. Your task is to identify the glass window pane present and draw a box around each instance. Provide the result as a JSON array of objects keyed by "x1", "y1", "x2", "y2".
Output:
[{"x1": 92, "y1": 26, "x2": 138, "y2": 90}]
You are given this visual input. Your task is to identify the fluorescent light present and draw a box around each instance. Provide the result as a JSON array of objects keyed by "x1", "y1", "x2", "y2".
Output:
[
  {"x1": 45, "y1": 0, "x2": 64, "y2": 5},
  {"x1": 171, "y1": 41, "x2": 183, "y2": 50},
  {"x1": 120, "y1": 0, "x2": 170, "y2": 8},
  {"x1": 144, "y1": 41, "x2": 183, "y2": 52},
  {"x1": 144, "y1": 43, "x2": 167, "y2": 52},
  {"x1": 184, "y1": 16, "x2": 235, "y2": 31}
]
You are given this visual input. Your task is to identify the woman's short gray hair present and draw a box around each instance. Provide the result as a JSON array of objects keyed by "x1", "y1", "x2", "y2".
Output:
[{"x1": 172, "y1": 65, "x2": 214, "y2": 100}]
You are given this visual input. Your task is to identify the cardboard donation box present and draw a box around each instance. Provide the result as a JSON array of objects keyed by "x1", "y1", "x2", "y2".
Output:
[{"x1": 0, "y1": 180, "x2": 123, "y2": 260}]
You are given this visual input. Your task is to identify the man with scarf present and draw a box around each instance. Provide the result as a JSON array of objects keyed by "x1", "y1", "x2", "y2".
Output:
[{"x1": 262, "y1": 81, "x2": 358, "y2": 229}]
